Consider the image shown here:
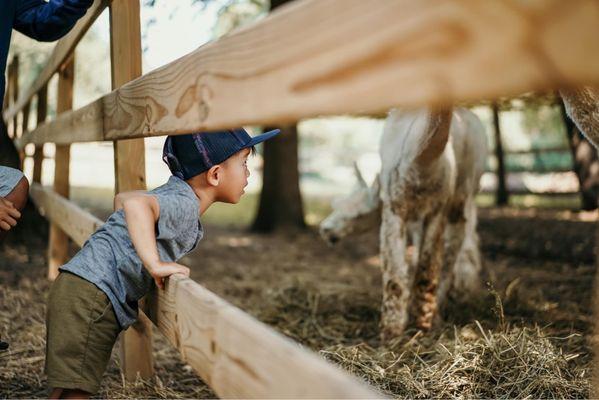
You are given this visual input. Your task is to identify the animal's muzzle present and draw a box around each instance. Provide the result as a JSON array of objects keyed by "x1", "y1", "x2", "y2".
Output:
[{"x1": 320, "y1": 226, "x2": 340, "y2": 245}]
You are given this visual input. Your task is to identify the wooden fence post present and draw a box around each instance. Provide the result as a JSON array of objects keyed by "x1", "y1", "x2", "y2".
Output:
[
  {"x1": 11, "y1": 56, "x2": 19, "y2": 138},
  {"x1": 2, "y1": 61, "x2": 10, "y2": 114},
  {"x1": 48, "y1": 59, "x2": 74, "y2": 280},
  {"x1": 20, "y1": 102, "x2": 30, "y2": 170},
  {"x1": 109, "y1": 0, "x2": 153, "y2": 381},
  {"x1": 32, "y1": 85, "x2": 47, "y2": 184}
]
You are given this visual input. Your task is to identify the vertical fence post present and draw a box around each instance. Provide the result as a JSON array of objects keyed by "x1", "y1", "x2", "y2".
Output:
[
  {"x1": 20, "y1": 102, "x2": 30, "y2": 170},
  {"x1": 48, "y1": 59, "x2": 74, "y2": 280},
  {"x1": 11, "y1": 56, "x2": 19, "y2": 138},
  {"x1": 32, "y1": 85, "x2": 48, "y2": 184},
  {"x1": 2, "y1": 60, "x2": 10, "y2": 115},
  {"x1": 109, "y1": 0, "x2": 154, "y2": 381}
]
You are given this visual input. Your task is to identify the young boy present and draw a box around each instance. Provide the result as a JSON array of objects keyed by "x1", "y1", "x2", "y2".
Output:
[{"x1": 45, "y1": 128, "x2": 280, "y2": 399}]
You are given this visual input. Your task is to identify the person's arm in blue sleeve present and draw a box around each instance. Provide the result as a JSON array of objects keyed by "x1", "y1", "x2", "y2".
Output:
[{"x1": 13, "y1": 0, "x2": 95, "y2": 42}]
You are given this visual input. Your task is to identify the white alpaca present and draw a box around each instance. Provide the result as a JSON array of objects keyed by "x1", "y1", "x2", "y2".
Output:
[{"x1": 320, "y1": 107, "x2": 487, "y2": 340}]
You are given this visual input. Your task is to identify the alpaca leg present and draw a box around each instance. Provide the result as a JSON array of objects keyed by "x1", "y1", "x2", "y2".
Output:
[
  {"x1": 436, "y1": 201, "x2": 467, "y2": 310},
  {"x1": 379, "y1": 205, "x2": 413, "y2": 341},
  {"x1": 453, "y1": 198, "x2": 482, "y2": 295},
  {"x1": 412, "y1": 211, "x2": 445, "y2": 331}
]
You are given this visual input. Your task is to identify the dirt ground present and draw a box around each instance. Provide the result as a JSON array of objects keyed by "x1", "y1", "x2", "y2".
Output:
[{"x1": 0, "y1": 205, "x2": 596, "y2": 398}]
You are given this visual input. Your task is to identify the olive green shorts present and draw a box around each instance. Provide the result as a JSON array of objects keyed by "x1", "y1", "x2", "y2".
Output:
[{"x1": 45, "y1": 272, "x2": 121, "y2": 394}]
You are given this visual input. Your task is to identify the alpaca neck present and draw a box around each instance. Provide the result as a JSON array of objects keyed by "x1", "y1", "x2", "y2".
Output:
[{"x1": 415, "y1": 108, "x2": 452, "y2": 166}]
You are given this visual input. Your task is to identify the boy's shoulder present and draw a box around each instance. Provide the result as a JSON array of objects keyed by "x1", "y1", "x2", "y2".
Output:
[
  {"x1": 151, "y1": 175, "x2": 189, "y2": 194},
  {"x1": 150, "y1": 176, "x2": 199, "y2": 220}
]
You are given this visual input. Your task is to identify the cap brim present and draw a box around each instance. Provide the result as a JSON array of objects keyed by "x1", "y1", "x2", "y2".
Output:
[{"x1": 246, "y1": 129, "x2": 281, "y2": 147}]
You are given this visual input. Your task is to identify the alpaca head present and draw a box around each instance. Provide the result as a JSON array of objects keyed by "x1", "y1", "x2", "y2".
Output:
[{"x1": 319, "y1": 163, "x2": 381, "y2": 245}]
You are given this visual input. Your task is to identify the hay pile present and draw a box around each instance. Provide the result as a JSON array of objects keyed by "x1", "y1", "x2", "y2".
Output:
[
  {"x1": 256, "y1": 282, "x2": 591, "y2": 399},
  {"x1": 323, "y1": 324, "x2": 588, "y2": 399}
]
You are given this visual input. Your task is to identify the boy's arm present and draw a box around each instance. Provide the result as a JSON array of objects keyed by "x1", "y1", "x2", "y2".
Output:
[
  {"x1": 114, "y1": 190, "x2": 145, "y2": 211},
  {"x1": 120, "y1": 193, "x2": 190, "y2": 289}
]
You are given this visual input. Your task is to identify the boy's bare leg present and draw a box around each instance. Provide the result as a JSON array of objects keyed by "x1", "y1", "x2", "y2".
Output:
[{"x1": 50, "y1": 388, "x2": 91, "y2": 399}]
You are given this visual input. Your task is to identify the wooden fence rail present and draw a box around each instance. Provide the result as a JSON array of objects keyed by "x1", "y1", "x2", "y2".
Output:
[{"x1": 14, "y1": 0, "x2": 599, "y2": 149}]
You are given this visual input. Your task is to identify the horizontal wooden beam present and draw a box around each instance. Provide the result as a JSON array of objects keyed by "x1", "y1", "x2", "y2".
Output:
[
  {"x1": 144, "y1": 274, "x2": 382, "y2": 399},
  {"x1": 17, "y1": 0, "x2": 599, "y2": 147},
  {"x1": 16, "y1": 100, "x2": 103, "y2": 147},
  {"x1": 29, "y1": 184, "x2": 103, "y2": 247},
  {"x1": 3, "y1": 0, "x2": 109, "y2": 122},
  {"x1": 101, "y1": 0, "x2": 599, "y2": 138}
]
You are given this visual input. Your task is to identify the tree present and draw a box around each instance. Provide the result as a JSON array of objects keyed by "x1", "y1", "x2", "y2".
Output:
[
  {"x1": 252, "y1": 124, "x2": 306, "y2": 232},
  {"x1": 491, "y1": 102, "x2": 508, "y2": 206},
  {"x1": 251, "y1": 0, "x2": 305, "y2": 232}
]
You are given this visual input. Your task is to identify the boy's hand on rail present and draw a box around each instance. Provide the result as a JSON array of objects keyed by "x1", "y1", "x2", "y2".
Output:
[
  {"x1": 0, "y1": 198, "x2": 21, "y2": 231},
  {"x1": 147, "y1": 261, "x2": 190, "y2": 290}
]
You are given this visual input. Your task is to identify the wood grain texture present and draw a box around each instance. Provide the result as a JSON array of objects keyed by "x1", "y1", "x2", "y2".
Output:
[
  {"x1": 2, "y1": 0, "x2": 109, "y2": 122},
  {"x1": 32, "y1": 87, "x2": 48, "y2": 184},
  {"x1": 16, "y1": 0, "x2": 599, "y2": 146},
  {"x1": 29, "y1": 184, "x2": 103, "y2": 247},
  {"x1": 48, "y1": 59, "x2": 74, "y2": 281},
  {"x1": 109, "y1": 0, "x2": 153, "y2": 382},
  {"x1": 144, "y1": 274, "x2": 383, "y2": 399},
  {"x1": 16, "y1": 99, "x2": 103, "y2": 148},
  {"x1": 101, "y1": 0, "x2": 599, "y2": 139},
  {"x1": 19, "y1": 102, "x2": 30, "y2": 169},
  {"x1": 10, "y1": 56, "x2": 19, "y2": 137}
]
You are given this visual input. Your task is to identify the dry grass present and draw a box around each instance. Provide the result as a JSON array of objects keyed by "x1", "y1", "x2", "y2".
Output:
[
  {"x1": 1, "y1": 206, "x2": 595, "y2": 398},
  {"x1": 252, "y1": 280, "x2": 591, "y2": 399},
  {"x1": 323, "y1": 324, "x2": 588, "y2": 399}
]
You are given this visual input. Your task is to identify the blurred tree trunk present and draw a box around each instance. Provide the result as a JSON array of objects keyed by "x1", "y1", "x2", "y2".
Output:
[
  {"x1": 252, "y1": 0, "x2": 305, "y2": 232},
  {"x1": 252, "y1": 124, "x2": 305, "y2": 232},
  {"x1": 559, "y1": 95, "x2": 599, "y2": 211},
  {"x1": 492, "y1": 103, "x2": 508, "y2": 206}
]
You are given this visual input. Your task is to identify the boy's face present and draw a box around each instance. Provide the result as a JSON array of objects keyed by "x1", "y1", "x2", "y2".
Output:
[{"x1": 216, "y1": 147, "x2": 251, "y2": 204}]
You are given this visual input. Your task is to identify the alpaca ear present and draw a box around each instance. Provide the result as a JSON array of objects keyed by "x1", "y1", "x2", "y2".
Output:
[
  {"x1": 367, "y1": 173, "x2": 381, "y2": 208},
  {"x1": 416, "y1": 108, "x2": 452, "y2": 166},
  {"x1": 353, "y1": 161, "x2": 367, "y2": 188},
  {"x1": 371, "y1": 173, "x2": 380, "y2": 196}
]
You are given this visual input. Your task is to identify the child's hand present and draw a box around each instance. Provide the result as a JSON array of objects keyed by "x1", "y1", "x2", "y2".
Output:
[
  {"x1": 147, "y1": 261, "x2": 190, "y2": 289},
  {"x1": 0, "y1": 197, "x2": 21, "y2": 231}
]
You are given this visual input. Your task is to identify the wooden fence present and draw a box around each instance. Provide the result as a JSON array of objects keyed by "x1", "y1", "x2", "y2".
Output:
[{"x1": 3, "y1": 0, "x2": 599, "y2": 397}]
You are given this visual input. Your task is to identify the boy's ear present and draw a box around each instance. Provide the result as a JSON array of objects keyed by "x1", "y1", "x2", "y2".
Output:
[{"x1": 206, "y1": 165, "x2": 221, "y2": 187}]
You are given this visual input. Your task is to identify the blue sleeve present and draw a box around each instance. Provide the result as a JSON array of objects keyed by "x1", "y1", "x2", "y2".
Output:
[{"x1": 13, "y1": 0, "x2": 94, "y2": 42}]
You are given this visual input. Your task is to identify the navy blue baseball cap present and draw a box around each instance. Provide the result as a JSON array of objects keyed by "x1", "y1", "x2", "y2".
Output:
[{"x1": 162, "y1": 128, "x2": 280, "y2": 180}]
